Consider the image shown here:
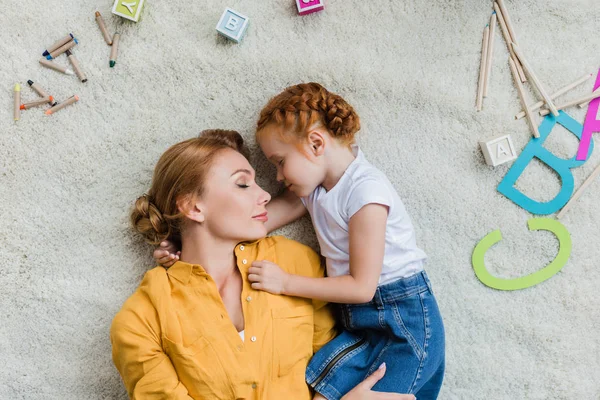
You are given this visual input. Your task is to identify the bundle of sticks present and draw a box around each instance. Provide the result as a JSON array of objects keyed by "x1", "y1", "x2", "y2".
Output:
[{"x1": 476, "y1": 0, "x2": 600, "y2": 140}]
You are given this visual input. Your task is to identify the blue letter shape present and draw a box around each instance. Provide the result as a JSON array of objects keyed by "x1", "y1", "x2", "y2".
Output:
[{"x1": 498, "y1": 111, "x2": 594, "y2": 215}]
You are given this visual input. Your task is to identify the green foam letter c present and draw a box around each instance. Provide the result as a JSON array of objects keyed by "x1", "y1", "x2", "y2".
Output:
[{"x1": 472, "y1": 218, "x2": 572, "y2": 291}]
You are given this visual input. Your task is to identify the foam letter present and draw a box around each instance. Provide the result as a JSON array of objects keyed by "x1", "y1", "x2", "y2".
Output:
[
  {"x1": 497, "y1": 111, "x2": 594, "y2": 214},
  {"x1": 576, "y1": 69, "x2": 600, "y2": 160},
  {"x1": 472, "y1": 218, "x2": 572, "y2": 290}
]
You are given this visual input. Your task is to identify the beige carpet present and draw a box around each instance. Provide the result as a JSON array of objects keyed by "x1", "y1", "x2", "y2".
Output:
[{"x1": 1, "y1": 0, "x2": 599, "y2": 398}]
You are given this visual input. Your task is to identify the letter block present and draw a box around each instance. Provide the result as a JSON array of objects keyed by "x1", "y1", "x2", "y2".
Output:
[
  {"x1": 479, "y1": 134, "x2": 518, "y2": 167},
  {"x1": 216, "y1": 8, "x2": 249, "y2": 43},
  {"x1": 296, "y1": 0, "x2": 324, "y2": 15},
  {"x1": 112, "y1": 0, "x2": 145, "y2": 22}
]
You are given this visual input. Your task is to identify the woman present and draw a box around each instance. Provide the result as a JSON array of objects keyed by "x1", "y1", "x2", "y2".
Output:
[{"x1": 111, "y1": 129, "x2": 416, "y2": 399}]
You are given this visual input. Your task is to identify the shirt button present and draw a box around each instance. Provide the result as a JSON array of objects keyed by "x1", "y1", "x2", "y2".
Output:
[
  {"x1": 250, "y1": 336, "x2": 257, "y2": 342},
  {"x1": 246, "y1": 296, "x2": 252, "y2": 302},
  {"x1": 242, "y1": 259, "x2": 248, "y2": 265},
  {"x1": 240, "y1": 245, "x2": 245, "y2": 251},
  {"x1": 252, "y1": 383, "x2": 257, "y2": 389}
]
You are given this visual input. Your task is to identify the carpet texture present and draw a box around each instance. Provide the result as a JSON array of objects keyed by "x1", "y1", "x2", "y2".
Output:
[{"x1": 1, "y1": 0, "x2": 599, "y2": 399}]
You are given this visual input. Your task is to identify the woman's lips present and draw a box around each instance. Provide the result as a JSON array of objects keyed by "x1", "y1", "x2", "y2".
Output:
[{"x1": 252, "y1": 212, "x2": 268, "y2": 222}]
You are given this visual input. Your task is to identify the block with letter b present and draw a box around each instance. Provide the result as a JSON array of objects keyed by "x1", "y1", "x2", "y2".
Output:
[
  {"x1": 296, "y1": 0, "x2": 324, "y2": 15},
  {"x1": 216, "y1": 8, "x2": 249, "y2": 43},
  {"x1": 112, "y1": 0, "x2": 145, "y2": 22},
  {"x1": 479, "y1": 134, "x2": 518, "y2": 167}
]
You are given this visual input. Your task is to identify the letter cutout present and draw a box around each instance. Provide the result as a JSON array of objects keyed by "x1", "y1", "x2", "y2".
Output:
[
  {"x1": 576, "y1": 69, "x2": 600, "y2": 160},
  {"x1": 498, "y1": 111, "x2": 594, "y2": 214},
  {"x1": 472, "y1": 218, "x2": 572, "y2": 290}
]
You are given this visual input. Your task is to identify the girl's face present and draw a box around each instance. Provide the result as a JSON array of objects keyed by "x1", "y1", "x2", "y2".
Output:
[
  {"x1": 191, "y1": 148, "x2": 272, "y2": 242},
  {"x1": 258, "y1": 125, "x2": 327, "y2": 198}
]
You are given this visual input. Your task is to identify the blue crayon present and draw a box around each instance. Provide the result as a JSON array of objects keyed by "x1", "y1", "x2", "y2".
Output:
[
  {"x1": 46, "y1": 37, "x2": 78, "y2": 60},
  {"x1": 42, "y1": 33, "x2": 75, "y2": 57}
]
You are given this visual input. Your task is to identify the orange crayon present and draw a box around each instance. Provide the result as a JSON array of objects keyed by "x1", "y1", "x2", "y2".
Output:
[
  {"x1": 45, "y1": 95, "x2": 79, "y2": 115},
  {"x1": 21, "y1": 97, "x2": 53, "y2": 110}
]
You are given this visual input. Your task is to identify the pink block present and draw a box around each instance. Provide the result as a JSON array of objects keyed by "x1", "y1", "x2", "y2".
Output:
[
  {"x1": 576, "y1": 69, "x2": 600, "y2": 161},
  {"x1": 296, "y1": 0, "x2": 324, "y2": 15}
]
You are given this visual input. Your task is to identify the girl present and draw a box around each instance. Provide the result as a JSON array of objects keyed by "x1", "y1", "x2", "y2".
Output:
[{"x1": 155, "y1": 83, "x2": 445, "y2": 400}]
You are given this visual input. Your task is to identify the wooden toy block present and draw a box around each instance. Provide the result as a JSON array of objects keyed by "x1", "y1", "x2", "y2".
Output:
[
  {"x1": 479, "y1": 134, "x2": 518, "y2": 167},
  {"x1": 216, "y1": 8, "x2": 249, "y2": 43},
  {"x1": 112, "y1": 0, "x2": 145, "y2": 22},
  {"x1": 296, "y1": 0, "x2": 324, "y2": 15}
]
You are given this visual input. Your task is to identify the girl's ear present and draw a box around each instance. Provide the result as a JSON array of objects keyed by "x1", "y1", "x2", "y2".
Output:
[
  {"x1": 307, "y1": 130, "x2": 326, "y2": 156},
  {"x1": 177, "y1": 195, "x2": 205, "y2": 223}
]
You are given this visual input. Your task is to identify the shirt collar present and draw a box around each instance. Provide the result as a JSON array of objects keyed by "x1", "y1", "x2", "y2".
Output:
[
  {"x1": 322, "y1": 145, "x2": 363, "y2": 195},
  {"x1": 166, "y1": 261, "x2": 197, "y2": 284},
  {"x1": 166, "y1": 240, "x2": 262, "y2": 284}
]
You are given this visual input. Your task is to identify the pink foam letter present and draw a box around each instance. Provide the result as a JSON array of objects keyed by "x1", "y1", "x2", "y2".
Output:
[{"x1": 576, "y1": 69, "x2": 600, "y2": 161}]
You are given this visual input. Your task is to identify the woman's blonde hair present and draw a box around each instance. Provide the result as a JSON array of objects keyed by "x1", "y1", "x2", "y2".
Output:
[
  {"x1": 256, "y1": 82, "x2": 360, "y2": 148},
  {"x1": 130, "y1": 129, "x2": 246, "y2": 246}
]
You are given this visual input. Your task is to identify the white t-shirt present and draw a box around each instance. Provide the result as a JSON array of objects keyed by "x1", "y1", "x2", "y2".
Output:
[
  {"x1": 300, "y1": 146, "x2": 427, "y2": 285},
  {"x1": 239, "y1": 330, "x2": 245, "y2": 341}
]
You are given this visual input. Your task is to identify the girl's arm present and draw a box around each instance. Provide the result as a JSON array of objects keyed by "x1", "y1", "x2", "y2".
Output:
[
  {"x1": 264, "y1": 189, "x2": 307, "y2": 233},
  {"x1": 249, "y1": 203, "x2": 388, "y2": 304}
]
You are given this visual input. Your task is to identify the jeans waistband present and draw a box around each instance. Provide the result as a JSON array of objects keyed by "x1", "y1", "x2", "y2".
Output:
[{"x1": 372, "y1": 270, "x2": 432, "y2": 306}]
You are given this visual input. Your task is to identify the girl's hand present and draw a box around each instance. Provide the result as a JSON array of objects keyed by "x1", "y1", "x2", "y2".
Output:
[
  {"x1": 248, "y1": 260, "x2": 290, "y2": 295},
  {"x1": 340, "y1": 363, "x2": 416, "y2": 400},
  {"x1": 152, "y1": 241, "x2": 180, "y2": 268}
]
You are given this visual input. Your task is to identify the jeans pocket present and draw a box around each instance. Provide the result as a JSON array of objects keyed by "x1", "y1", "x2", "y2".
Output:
[{"x1": 391, "y1": 292, "x2": 429, "y2": 359}]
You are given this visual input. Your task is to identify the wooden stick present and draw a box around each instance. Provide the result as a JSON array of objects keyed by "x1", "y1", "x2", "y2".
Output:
[
  {"x1": 497, "y1": 0, "x2": 518, "y2": 45},
  {"x1": 509, "y1": 57, "x2": 539, "y2": 138},
  {"x1": 476, "y1": 25, "x2": 490, "y2": 112},
  {"x1": 579, "y1": 100, "x2": 591, "y2": 108},
  {"x1": 539, "y1": 88, "x2": 600, "y2": 116},
  {"x1": 557, "y1": 162, "x2": 600, "y2": 219},
  {"x1": 483, "y1": 12, "x2": 497, "y2": 98},
  {"x1": 515, "y1": 73, "x2": 593, "y2": 119},
  {"x1": 493, "y1": 2, "x2": 526, "y2": 82},
  {"x1": 512, "y1": 42, "x2": 559, "y2": 116}
]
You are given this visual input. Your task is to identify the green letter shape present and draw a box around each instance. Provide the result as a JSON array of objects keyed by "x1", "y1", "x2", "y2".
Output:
[{"x1": 472, "y1": 218, "x2": 572, "y2": 290}]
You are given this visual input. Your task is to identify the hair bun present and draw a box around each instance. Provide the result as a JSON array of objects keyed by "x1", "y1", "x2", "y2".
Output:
[{"x1": 130, "y1": 194, "x2": 170, "y2": 245}]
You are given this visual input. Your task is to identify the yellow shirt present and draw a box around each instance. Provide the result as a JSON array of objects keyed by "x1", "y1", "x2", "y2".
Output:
[{"x1": 111, "y1": 236, "x2": 338, "y2": 399}]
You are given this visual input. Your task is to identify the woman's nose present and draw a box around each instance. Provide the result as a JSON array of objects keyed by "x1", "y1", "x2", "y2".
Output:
[
  {"x1": 276, "y1": 169, "x2": 284, "y2": 182},
  {"x1": 259, "y1": 188, "x2": 272, "y2": 205}
]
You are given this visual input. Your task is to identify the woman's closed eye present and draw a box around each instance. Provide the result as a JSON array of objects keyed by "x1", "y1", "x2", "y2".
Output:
[{"x1": 237, "y1": 183, "x2": 250, "y2": 189}]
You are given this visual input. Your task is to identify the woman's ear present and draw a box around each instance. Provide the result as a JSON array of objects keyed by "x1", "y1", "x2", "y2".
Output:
[
  {"x1": 177, "y1": 195, "x2": 205, "y2": 223},
  {"x1": 307, "y1": 130, "x2": 325, "y2": 156}
]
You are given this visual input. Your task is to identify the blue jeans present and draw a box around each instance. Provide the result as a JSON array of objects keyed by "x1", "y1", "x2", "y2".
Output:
[{"x1": 306, "y1": 271, "x2": 445, "y2": 400}]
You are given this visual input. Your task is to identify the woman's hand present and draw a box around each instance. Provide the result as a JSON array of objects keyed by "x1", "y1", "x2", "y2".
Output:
[
  {"x1": 340, "y1": 363, "x2": 416, "y2": 400},
  {"x1": 248, "y1": 260, "x2": 290, "y2": 295},
  {"x1": 152, "y1": 241, "x2": 180, "y2": 268}
]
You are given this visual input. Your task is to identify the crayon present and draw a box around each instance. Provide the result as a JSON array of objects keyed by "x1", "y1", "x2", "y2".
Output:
[
  {"x1": 110, "y1": 33, "x2": 120, "y2": 67},
  {"x1": 42, "y1": 33, "x2": 74, "y2": 57},
  {"x1": 39, "y1": 58, "x2": 75, "y2": 75},
  {"x1": 14, "y1": 84, "x2": 21, "y2": 121},
  {"x1": 45, "y1": 95, "x2": 79, "y2": 115},
  {"x1": 27, "y1": 80, "x2": 58, "y2": 106},
  {"x1": 95, "y1": 11, "x2": 113, "y2": 45},
  {"x1": 21, "y1": 97, "x2": 52, "y2": 110},
  {"x1": 46, "y1": 38, "x2": 78, "y2": 60},
  {"x1": 66, "y1": 49, "x2": 87, "y2": 82}
]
